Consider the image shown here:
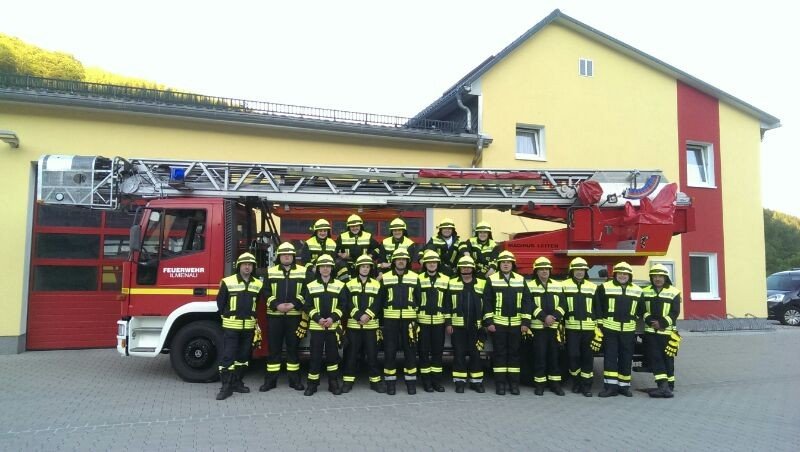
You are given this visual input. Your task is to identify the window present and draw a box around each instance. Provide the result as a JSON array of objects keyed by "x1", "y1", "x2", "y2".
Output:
[
  {"x1": 687, "y1": 143, "x2": 715, "y2": 188},
  {"x1": 689, "y1": 253, "x2": 719, "y2": 300},
  {"x1": 516, "y1": 125, "x2": 545, "y2": 161},
  {"x1": 38, "y1": 204, "x2": 101, "y2": 227},
  {"x1": 33, "y1": 265, "x2": 98, "y2": 291},
  {"x1": 36, "y1": 233, "x2": 100, "y2": 259},
  {"x1": 141, "y1": 209, "x2": 207, "y2": 259},
  {"x1": 579, "y1": 58, "x2": 594, "y2": 77}
]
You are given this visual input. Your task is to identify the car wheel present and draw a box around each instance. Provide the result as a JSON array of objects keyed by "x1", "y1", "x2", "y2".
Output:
[
  {"x1": 169, "y1": 320, "x2": 223, "y2": 382},
  {"x1": 782, "y1": 305, "x2": 800, "y2": 326}
]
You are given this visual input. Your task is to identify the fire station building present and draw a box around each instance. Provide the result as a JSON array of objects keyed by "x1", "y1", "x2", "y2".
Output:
[{"x1": 0, "y1": 10, "x2": 779, "y2": 353}]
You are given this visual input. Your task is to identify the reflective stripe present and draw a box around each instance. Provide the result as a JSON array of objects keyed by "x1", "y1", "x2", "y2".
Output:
[{"x1": 221, "y1": 317, "x2": 256, "y2": 330}]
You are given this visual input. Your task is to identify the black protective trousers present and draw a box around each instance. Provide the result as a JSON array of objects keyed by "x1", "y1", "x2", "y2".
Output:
[
  {"x1": 382, "y1": 319, "x2": 417, "y2": 382},
  {"x1": 220, "y1": 328, "x2": 254, "y2": 371},
  {"x1": 491, "y1": 325, "x2": 521, "y2": 384},
  {"x1": 343, "y1": 328, "x2": 381, "y2": 383},
  {"x1": 266, "y1": 316, "x2": 301, "y2": 374},
  {"x1": 602, "y1": 329, "x2": 635, "y2": 386},
  {"x1": 418, "y1": 324, "x2": 445, "y2": 378},
  {"x1": 646, "y1": 333, "x2": 671, "y2": 382},
  {"x1": 532, "y1": 328, "x2": 561, "y2": 384},
  {"x1": 566, "y1": 330, "x2": 594, "y2": 379},
  {"x1": 451, "y1": 327, "x2": 482, "y2": 382},
  {"x1": 308, "y1": 330, "x2": 339, "y2": 383}
]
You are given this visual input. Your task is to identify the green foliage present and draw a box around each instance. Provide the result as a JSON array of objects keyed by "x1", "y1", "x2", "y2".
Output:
[
  {"x1": 83, "y1": 66, "x2": 168, "y2": 90},
  {"x1": 764, "y1": 209, "x2": 800, "y2": 275}
]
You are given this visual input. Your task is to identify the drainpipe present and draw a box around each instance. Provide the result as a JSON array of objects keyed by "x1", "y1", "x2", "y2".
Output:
[
  {"x1": 456, "y1": 85, "x2": 472, "y2": 133},
  {"x1": 470, "y1": 134, "x2": 486, "y2": 232}
]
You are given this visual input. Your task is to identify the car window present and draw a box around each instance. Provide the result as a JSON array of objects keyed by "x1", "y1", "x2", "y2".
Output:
[{"x1": 767, "y1": 273, "x2": 800, "y2": 291}]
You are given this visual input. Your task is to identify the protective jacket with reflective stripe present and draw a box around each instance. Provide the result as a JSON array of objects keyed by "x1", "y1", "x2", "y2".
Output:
[
  {"x1": 417, "y1": 271, "x2": 449, "y2": 325},
  {"x1": 266, "y1": 264, "x2": 309, "y2": 316},
  {"x1": 301, "y1": 236, "x2": 337, "y2": 265},
  {"x1": 561, "y1": 277, "x2": 599, "y2": 331},
  {"x1": 380, "y1": 270, "x2": 419, "y2": 319},
  {"x1": 380, "y1": 236, "x2": 418, "y2": 264},
  {"x1": 482, "y1": 272, "x2": 532, "y2": 327},
  {"x1": 446, "y1": 277, "x2": 485, "y2": 328},
  {"x1": 346, "y1": 276, "x2": 381, "y2": 329},
  {"x1": 527, "y1": 278, "x2": 566, "y2": 330},
  {"x1": 459, "y1": 237, "x2": 500, "y2": 274},
  {"x1": 217, "y1": 274, "x2": 264, "y2": 330},
  {"x1": 598, "y1": 280, "x2": 643, "y2": 332},
  {"x1": 423, "y1": 235, "x2": 462, "y2": 272},
  {"x1": 642, "y1": 284, "x2": 681, "y2": 335},
  {"x1": 336, "y1": 230, "x2": 380, "y2": 262},
  {"x1": 304, "y1": 277, "x2": 349, "y2": 331}
]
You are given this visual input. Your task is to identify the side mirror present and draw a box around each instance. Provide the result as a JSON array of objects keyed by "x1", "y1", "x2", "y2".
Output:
[{"x1": 130, "y1": 224, "x2": 142, "y2": 253}]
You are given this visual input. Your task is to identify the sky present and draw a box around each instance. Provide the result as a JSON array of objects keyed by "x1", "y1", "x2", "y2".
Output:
[{"x1": 3, "y1": 0, "x2": 798, "y2": 216}]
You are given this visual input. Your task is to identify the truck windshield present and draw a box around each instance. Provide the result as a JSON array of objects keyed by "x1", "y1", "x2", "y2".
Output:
[{"x1": 767, "y1": 273, "x2": 800, "y2": 292}]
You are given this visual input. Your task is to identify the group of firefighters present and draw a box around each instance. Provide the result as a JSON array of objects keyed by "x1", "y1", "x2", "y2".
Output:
[{"x1": 215, "y1": 215, "x2": 682, "y2": 401}]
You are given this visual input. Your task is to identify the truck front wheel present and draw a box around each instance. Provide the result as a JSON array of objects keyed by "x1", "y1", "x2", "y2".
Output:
[{"x1": 169, "y1": 320, "x2": 222, "y2": 382}]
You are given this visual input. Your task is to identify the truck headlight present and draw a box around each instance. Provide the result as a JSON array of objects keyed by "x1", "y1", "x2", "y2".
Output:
[{"x1": 767, "y1": 294, "x2": 785, "y2": 303}]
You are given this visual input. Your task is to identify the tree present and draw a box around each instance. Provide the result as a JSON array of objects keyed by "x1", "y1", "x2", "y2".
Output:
[{"x1": 764, "y1": 208, "x2": 800, "y2": 275}]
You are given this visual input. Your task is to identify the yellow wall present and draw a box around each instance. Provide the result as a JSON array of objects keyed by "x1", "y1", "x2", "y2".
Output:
[
  {"x1": 0, "y1": 102, "x2": 476, "y2": 338},
  {"x1": 719, "y1": 103, "x2": 767, "y2": 316}
]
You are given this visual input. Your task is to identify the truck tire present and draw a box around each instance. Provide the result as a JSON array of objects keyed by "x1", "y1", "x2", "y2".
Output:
[{"x1": 169, "y1": 320, "x2": 223, "y2": 383}]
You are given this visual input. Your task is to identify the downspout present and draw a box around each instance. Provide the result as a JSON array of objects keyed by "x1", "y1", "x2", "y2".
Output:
[
  {"x1": 456, "y1": 85, "x2": 472, "y2": 133},
  {"x1": 470, "y1": 134, "x2": 486, "y2": 232}
]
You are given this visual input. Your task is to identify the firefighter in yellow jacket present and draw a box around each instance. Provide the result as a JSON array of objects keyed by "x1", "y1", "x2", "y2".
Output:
[
  {"x1": 343, "y1": 254, "x2": 386, "y2": 393},
  {"x1": 378, "y1": 218, "x2": 419, "y2": 270},
  {"x1": 215, "y1": 252, "x2": 266, "y2": 400},
  {"x1": 527, "y1": 256, "x2": 567, "y2": 396},
  {"x1": 458, "y1": 221, "x2": 500, "y2": 278},
  {"x1": 417, "y1": 249, "x2": 449, "y2": 392},
  {"x1": 303, "y1": 254, "x2": 349, "y2": 396},
  {"x1": 642, "y1": 264, "x2": 681, "y2": 398},
  {"x1": 482, "y1": 250, "x2": 533, "y2": 396},
  {"x1": 299, "y1": 218, "x2": 337, "y2": 268},
  {"x1": 380, "y1": 248, "x2": 420, "y2": 395},
  {"x1": 561, "y1": 257, "x2": 599, "y2": 397},
  {"x1": 336, "y1": 214, "x2": 381, "y2": 281},
  {"x1": 261, "y1": 242, "x2": 309, "y2": 392},
  {"x1": 446, "y1": 255, "x2": 486, "y2": 393},
  {"x1": 597, "y1": 262, "x2": 643, "y2": 398}
]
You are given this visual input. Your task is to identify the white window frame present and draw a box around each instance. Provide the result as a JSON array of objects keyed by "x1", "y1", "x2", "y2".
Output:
[
  {"x1": 649, "y1": 260, "x2": 676, "y2": 284},
  {"x1": 686, "y1": 142, "x2": 716, "y2": 188},
  {"x1": 579, "y1": 58, "x2": 594, "y2": 77},
  {"x1": 515, "y1": 124, "x2": 545, "y2": 161},
  {"x1": 689, "y1": 253, "x2": 719, "y2": 300}
]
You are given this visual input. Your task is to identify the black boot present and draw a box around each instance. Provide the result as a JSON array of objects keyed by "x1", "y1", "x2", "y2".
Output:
[
  {"x1": 669, "y1": 381, "x2": 675, "y2": 392},
  {"x1": 455, "y1": 382, "x2": 466, "y2": 393},
  {"x1": 550, "y1": 382, "x2": 565, "y2": 396},
  {"x1": 618, "y1": 386, "x2": 633, "y2": 397},
  {"x1": 406, "y1": 381, "x2": 417, "y2": 395},
  {"x1": 534, "y1": 384, "x2": 545, "y2": 396},
  {"x1": 598, "y1": 383, "x2": 619, "y2": 397},
  {"x1": 582, "y1": 378, "x2": 593, "y2": 397},
  {"x1": 328, "y1": 375, "x2": 342, "y2": 395},
  {"x1": 216, "y1": 372, "x2": 233, "y2": 401},
  {"x1": 259, "y1": 374, "x2": 277, "y2": 392},
  {"x1": 386, "y1": 381, "x2": 396, "y2": 395},
  {"x1": 432, "y1": 374, "x2": 445, "y2": 393},
  {"x1": 472, "y1": 382, "x2": 485, "y2": 393},
  {"x1": 495, "y1": 382, "x2": 506, "y2": 396},
  {"x1": 650, "y1": 380, "x2": 673, "y2": 398},
  {"x1": 571, "y1": 378, "x2": 582, "y2": 394},
  {"x1": 509, "y1": 381, "x2": 520, "y2": 395},
  {"x1": 304, "y1": 381, "x2": 318, "y2": 396},
  {"x1": 422, "y1": 375, "x2": 434, "y2": 393},
  {"x1": 341, "y1": 382, "x2": 354, "y2": 394},
  {"x1": 288, "y1": 372, "x2": 305, "y2": 391},
  {"x1": 370, "y1": 381, "x2": 387, "y2": 393},
  {"x1": 231, "y1": 368, "x2": 250, "y2": 394}
]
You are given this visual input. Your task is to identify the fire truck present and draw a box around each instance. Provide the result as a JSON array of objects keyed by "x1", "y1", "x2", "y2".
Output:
[{"x1": 37, "y1": 155, "x2": 693, "y2": 382}]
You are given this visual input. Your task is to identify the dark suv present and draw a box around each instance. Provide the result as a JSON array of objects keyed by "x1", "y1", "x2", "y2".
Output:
[{"x1": 767, "y1": 269, "x2": 800, "y2": 326}]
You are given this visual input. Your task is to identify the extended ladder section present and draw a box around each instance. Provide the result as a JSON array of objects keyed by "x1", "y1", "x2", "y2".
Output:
[{"x1": 37, "y1": 155, "x2": 687, "y2": 210}]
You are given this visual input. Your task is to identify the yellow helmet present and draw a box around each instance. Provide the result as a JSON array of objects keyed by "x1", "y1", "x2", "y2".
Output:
[
  {"x1": 474, "y1": 221, "x2": 492, "y2": 233},
  {"x1": 649, "y1": 263, "x2": 670, "y2": 277},
  {"x1": 496, "y1": 250, "x2": 516, "y2": 263},
  {"x1": 569, "y1": 257, "x2": 590, "y2": 272},
  {"x1": 315, "y1": 254, "x2": 335, "y2": 267},
  {"x1": 457, "y1": 255, "x2": 476, "y2": 268},
  {"x1": 313, "y1": 219, "x2": 331, "y2": 231},
  {"x1": 276, "y1": 242, "x2": 296, "y2": 256},
  {"x1": 391, "y1": 248, "x2": 411, "y2": 261},
  {"x1": 534, "y1": 256, "x2": 553, "y2": 270},
  {"x1": 347, "y1": 214, "x2": 364, "y2": 227},
  {"x1": 355, "y1": 254, "x2": 374, "y2": 267},
  {"x1": 437, "y1": 218, "x2": 456, "y2": 229},
  {"x1": 421, "y1": 249, "x2": 441, "y2": 264},
  {"x1": 613, "y1": 261, "x2": 633, "y2": 275},
  {"x1": 389, "y1": 218, "x2": 407, "y2": 230},
  {"x1": 236, "y1": 252, "x2": 257, "y2": 267}
]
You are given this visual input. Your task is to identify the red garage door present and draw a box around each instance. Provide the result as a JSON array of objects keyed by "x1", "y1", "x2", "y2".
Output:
[{"x1": 27, "y1": 204, "x2": 137, "y2": 350}]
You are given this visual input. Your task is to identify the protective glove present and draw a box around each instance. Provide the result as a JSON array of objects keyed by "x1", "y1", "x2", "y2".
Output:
[
  {"x1": 252, "y1": 323, "x2": 263, "y2": 349},
  {"x1": 335, "y1": 324, "x2": 348, "y2": 348},
  {"x1": 665, "y1": 330, "x2": 682, "y2": 357},
  {"x1": 521, "y1": 328, "x2": 534, "y2": 341},
  {"x1": 556, "y1": 322, "x2": 565, "y2": 345},
  {"x1": 590, "y1": 326, "x2": 604, "y2": 353},
  {"x1": 408, "y1": 321, "x2": 419, "y2": 345},
  {"x1": 295, "y1": 312, "x2": 309, "y2": 339},
  {"x1": 376, "y1": 327, "x2": 383, "y2": 345}
]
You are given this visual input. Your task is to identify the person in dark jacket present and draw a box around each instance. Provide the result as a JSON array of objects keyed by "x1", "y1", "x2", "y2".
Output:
[
  {"x1": 527, "y1": 256, "x2": 567, "y2": 396},
  {"x1": 458, "y1": 221, "x2": 500, "y2": 278},
  {"x1": 336, "y1": 214, "x2": 381, "y2": 281},
  {"x1": 417, "y1": 250, "x2": 449, "y2": 392},
  {"x1": 422, "y1": 218, "x2": 463, "y2": 277},
  {"x1": 642, "y1": 263, "x2": 681, "y2": 398},
  {"x1": 378, "y1": 218, "x2": 418, "y2": 270},
  {"x1": 299, "y1": 218, "x2": 337, "y2": 268},
  {"x1": 215, "y1": 252, "x2": 266, "y2": 400},
  {"x1": 446, "y1": 255, "x2": 487, "y2": 393},
  {"x1": 561, "y1": 257, "x2": 600, "y2": 397}
]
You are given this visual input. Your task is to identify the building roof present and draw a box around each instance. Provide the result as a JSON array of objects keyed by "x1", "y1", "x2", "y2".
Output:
[
  {"x1": 0, "y1": 73, "x2": 485, "y2": 147},
  {"x1": 415, "y1": 9, "x2": 781, "y2": 132}
]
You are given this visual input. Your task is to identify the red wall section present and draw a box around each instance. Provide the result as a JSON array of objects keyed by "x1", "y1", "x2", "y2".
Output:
[{"x1": 677, "y1": 82, "x2": 726, "y2": 318}]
